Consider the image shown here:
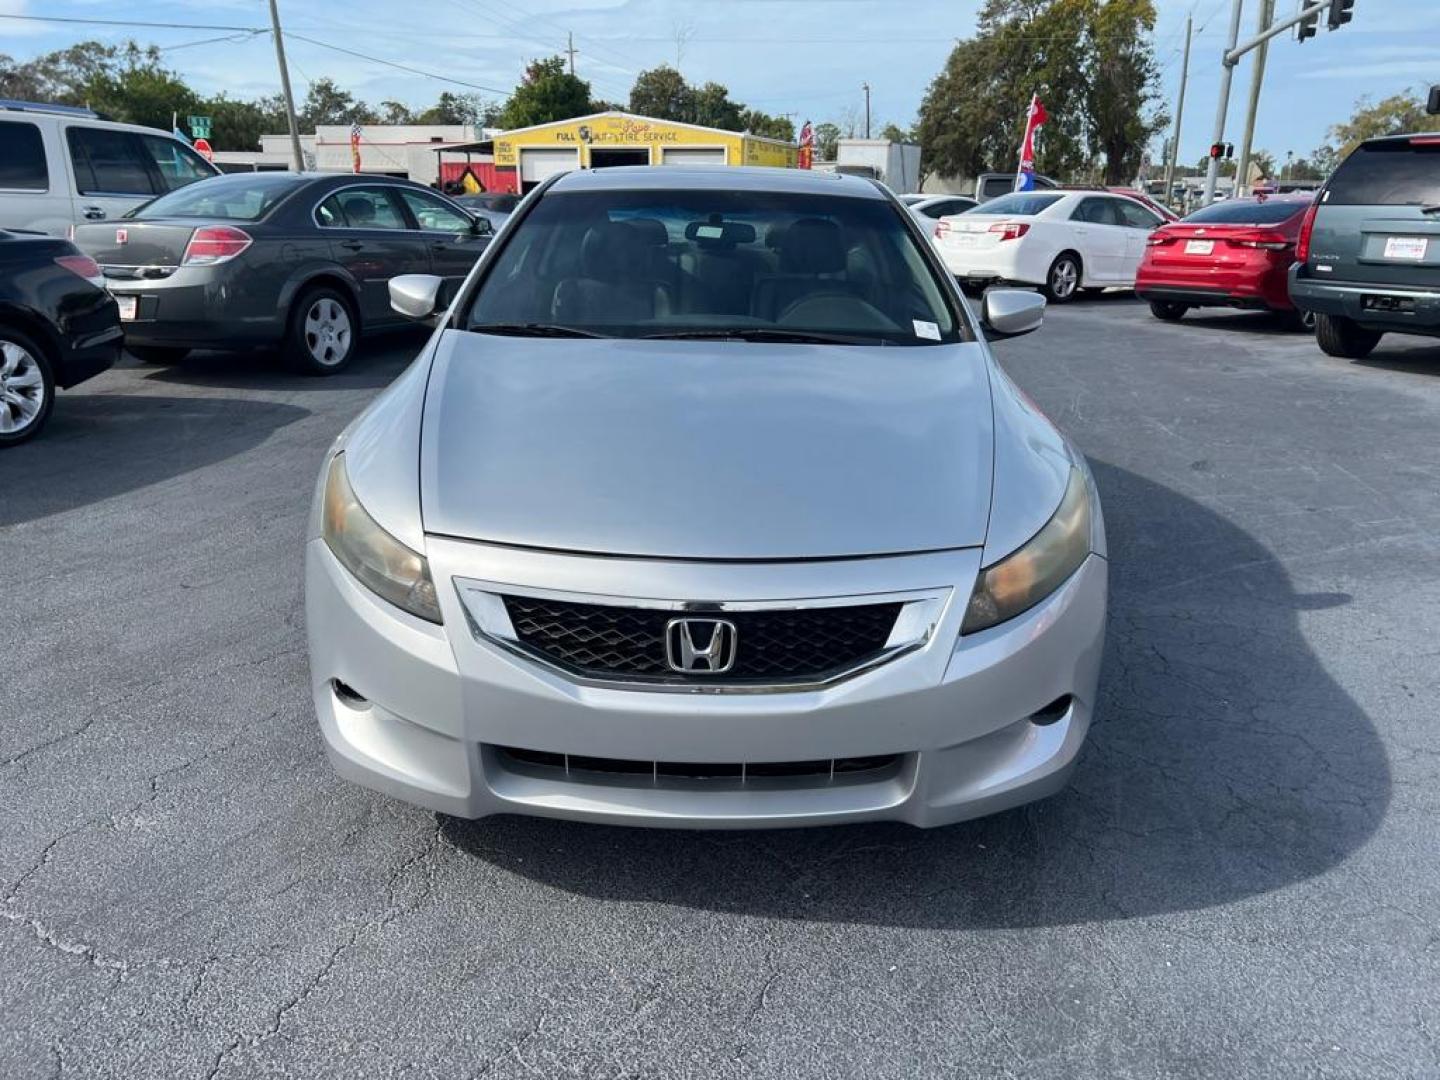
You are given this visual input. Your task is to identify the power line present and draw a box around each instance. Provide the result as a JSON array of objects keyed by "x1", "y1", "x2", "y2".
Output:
[
  {"x1": 284, "y1": 33, "x2": 512, "y2": 96},
  {"x1": 0, "y1": 13, "x2": 261, "y2": 33}
]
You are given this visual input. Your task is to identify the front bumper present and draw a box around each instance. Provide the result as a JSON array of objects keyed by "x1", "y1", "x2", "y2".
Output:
[
  {"x1": 1289, "y1": 267, "x2": 1440, "y2": 336},
  {"x1": 306, "y1": 534, "x2": 1108, "y2": 830}
]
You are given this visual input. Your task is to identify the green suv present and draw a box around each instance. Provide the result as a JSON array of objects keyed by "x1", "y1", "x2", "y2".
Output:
[{"x1": 1290, "y1": 133, "x2": 1440, "y2": 358}]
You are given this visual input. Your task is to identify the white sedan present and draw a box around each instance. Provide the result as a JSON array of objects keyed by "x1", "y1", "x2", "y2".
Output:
[{"x1": 930, "y1": 190, "x2": 1167, "y2": 301}]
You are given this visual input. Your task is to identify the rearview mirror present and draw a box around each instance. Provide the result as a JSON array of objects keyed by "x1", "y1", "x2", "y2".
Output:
[
  {"x1": 389, "y1": 274, "x2": 445, "y2": 323},
  {"x1": 980, "y1": 288, "x2": 1046, "y2": 340}
]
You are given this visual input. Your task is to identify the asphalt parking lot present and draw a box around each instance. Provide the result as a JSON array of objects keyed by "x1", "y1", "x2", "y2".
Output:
[{"x1": 3, "y1": 297, "x2": 1439, "y2": 1079}]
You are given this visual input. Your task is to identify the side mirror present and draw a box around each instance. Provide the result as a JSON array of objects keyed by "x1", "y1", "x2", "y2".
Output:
[
  {"x1": 389, "y1": 274, "x2": 445, "y2": 323},
  {"x1": 1428, "y1": 84, "x2": 1440, "y2": 115},
  {"x1": 470, "y1": 215, "x2": 493, "y2": 236},
  {"x1": 980, "y1": 288, "x2": 1046, "y2": 341}
]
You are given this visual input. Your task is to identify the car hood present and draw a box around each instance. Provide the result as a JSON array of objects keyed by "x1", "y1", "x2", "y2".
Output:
[{"x1": 419, "y1": 331, "x2": 995, "y2": 559}]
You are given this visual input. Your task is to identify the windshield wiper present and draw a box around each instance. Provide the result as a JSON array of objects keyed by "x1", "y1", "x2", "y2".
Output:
[
  {"x1": 1420, "y1": 204, "x2": 1440, "y2": 215},
  {"x1": 641, "y1": 328, "x2": 882, "y2": 346},
  {"x1": 471, "y1": 322, "x2": 606, "y2": 338}
]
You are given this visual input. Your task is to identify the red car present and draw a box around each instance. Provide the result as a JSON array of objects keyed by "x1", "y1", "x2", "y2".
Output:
[{"x1": 1135, "y1": 194, "x2": 1316, "y2": 327}]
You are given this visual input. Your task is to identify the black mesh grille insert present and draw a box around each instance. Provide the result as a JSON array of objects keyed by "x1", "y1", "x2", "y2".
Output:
[
  {"x1": 500, "y1": 596, "x2": 903, "y2": 684},
  {"x1": 496, "y1": 746, "x2": 901, "y2": 788}
]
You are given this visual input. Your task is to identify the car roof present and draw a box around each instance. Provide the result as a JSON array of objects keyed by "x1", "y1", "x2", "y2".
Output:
[
  {"x1": 548, "y1": 166, "x2": 888, "y2": 199},
  {"x1": 1361, "y1": 131, "x2": 1440, "y2": 147}
]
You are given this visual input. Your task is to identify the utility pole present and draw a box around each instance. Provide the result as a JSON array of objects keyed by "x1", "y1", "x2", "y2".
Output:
[
  {"x1": 1162, "y1": 12, "x2": 1193, "y2": 211},
  {"x1": 862, "y1": 82, "x2": 871, "y2": 139},
  {"x1": 267, "y1": 0, "x2": 305, "y2": 173},
  {"x1": 1233, "y1": 0, "x2": 1275, "y2": 197},
  {"x1": 565, "y1": 31, "x2": 578, "y2": 77},
  {"x1": 1202, "y1": 0, "x2": 1245, "y2": 204}
]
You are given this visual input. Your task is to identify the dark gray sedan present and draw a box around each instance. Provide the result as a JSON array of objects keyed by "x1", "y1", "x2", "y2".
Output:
[{"x1": 74, "y1": 172, "x2": 493, "y2": 374}]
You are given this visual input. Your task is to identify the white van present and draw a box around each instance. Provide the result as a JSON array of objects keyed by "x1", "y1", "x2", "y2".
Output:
[{"x1": 0, "y1": 100, "x2": 221, "y2": 237}]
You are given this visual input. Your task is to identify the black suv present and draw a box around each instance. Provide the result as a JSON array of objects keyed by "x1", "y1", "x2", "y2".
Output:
[{"x1": 1290, "y1": 133, "x2": 1440, "y2": 358}]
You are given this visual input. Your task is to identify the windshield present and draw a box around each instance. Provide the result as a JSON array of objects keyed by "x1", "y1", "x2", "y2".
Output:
[
  {"x1": 133, "y1": 175, "x2": 305, "y2": 221},
  {"x1": 1181, "y1": 199, "x2": 1311, "y2": 225},
  {"x1": 978, "y1": 193, "x2": 1064, "y2": 217},
  {"x1": 464, "y1": 189, "x2": 962, "y2": 345}
]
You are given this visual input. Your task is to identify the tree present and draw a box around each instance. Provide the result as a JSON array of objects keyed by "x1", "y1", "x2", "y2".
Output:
[
  {"x1": 300, "y1": 77, "x2": 375, "y2": 127},
  {"x1": 1325, "y1": 91, "x2": 1428, "y2": 160},
  {"x1": 0, "y1": 40, "x2": 200, "y2": 130},
  {"x1": 813, "y1": 121, "x2": 841, "y2": 161},
  {"x1": 917, "y1": 0, "x2": 1166, "y2": 184},
  {"x1": 415, "y1": 91, "x2": 501, "y2": 126},
  {"x1": 202, "y1": 94, "x2": 288, "y2": 151},
  {"x1": 498, "y1": 56, "x2": 591, "y2": 129},
  {"x1": 692, "y1": 81, "x2": 744, "y2": 130},
  {"x1": 628, "y1": 65, "x2": 694, "y2": 121},
  {"x1": 880, "y1": 122, "x2": 912, "y2": 143},
  {"x1": 379, "y1": 100, "x2": 413, "y2": 125},
  {"x1": 741, "y1": 109, "x2": 794, "y2": 142}
]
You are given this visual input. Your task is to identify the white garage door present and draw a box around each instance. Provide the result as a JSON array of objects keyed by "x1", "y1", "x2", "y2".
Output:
[
  {"x1": 520, "y1": 148, "x2": 579, "y2": 183},
  {"x1": 661, "y1": 148, "x2": 727, "y2": 166}
]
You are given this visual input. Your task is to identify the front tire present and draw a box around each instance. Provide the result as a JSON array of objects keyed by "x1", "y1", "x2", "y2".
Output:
[
  {"x1": 1315, "y1": 314, "x2": 1381, "y2": 359},
  {"x1": 128, "y1": 345, "x2": 190, "y2": 366},
  {"x1": 287, "y1": 287, "x2": 358, "y2": 375},
  {"x1": 1149, "y1": 300, "x2": 1189, "y2": 322},
  {"x1": 0, "y1": 328, "x2": 55, "y2": 447},
  {"x1": 1043, "y1": 253, "x2": 1082, "y2": 303}
]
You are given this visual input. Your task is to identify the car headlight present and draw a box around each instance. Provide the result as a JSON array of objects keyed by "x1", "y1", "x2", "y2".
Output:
[
  {"x1": 322, "y1": 453, "x2": 442, "y2": 624},
  {"x1": 961, "y1": 466, "x2": 1092, "y2": 635}
]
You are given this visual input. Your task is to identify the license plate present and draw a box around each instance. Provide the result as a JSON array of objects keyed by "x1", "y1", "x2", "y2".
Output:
[
  {"x1": 1383, "y1": 236, "x2": 1428, "y2": 260},
  {"x1": 1184, "y1": 239, "x2": 1214, "y2": 255},
  {"x1": 114, "y1": 294, "x2": 138, "y2": 320},
  {"x1": 949, "y1": 232, "x2": 979, "y2": 247}
]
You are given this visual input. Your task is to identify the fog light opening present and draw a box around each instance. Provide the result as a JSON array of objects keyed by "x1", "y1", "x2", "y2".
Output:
[
  {"x1": 1028, "y1": 695, "x2": 1072, "y2": 727},
  {"x1": 331, "y1": 679, "x2": 369, "y2": 708}
]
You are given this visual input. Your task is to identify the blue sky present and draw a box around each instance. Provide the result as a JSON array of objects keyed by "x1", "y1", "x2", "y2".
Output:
[{"x1": 4, "y1": 0, "x2": 1438, "y2": 165}]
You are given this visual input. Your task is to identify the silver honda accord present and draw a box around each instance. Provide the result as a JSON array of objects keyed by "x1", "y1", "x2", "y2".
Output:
[{"x1": 305, "y1": 166, "x2": 1107, "y2": 829}]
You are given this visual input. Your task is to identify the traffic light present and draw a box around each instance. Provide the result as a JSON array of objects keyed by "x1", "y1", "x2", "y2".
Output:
[
  {"x1": 1209, "y1": 142, "x2": 1223, "y2": 159},
  {"x1": 1297, "y1": 8, "x2": 1319, "y2": 41},
  {"x1": 1327, "y1": 0, "x2": 1354, "y2": 30}
]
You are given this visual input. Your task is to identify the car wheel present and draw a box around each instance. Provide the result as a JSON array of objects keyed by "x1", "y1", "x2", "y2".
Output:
[
  {"x1": 1315, "y1": 314, "x2": 1382, "y2": 359},
  {"x1": 1043, "y1": 253, "x2": 1082, "y2": 303},
  {"x1": 128, "y1": 345, "x2": 190, "y2": 365},
  {"x1": 288, "y1": 287, "x2": 358, "y2": 375},
  {"x1": 0, "y1": 328, "x2": 55, "y2": 447},
  {"x1": 1149, "y1": 300, "x2": 1188, "y2": 322}
]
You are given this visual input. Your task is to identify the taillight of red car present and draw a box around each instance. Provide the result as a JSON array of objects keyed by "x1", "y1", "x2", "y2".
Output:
[
  {"x1": 1227, "y1": 231, "x2": 1292, "y2": 251},
  {"x1": 54, "y1": 253, "x2": 105, "y2": 288},
  {"x1": 1145, "y1": 231, "x2": 1175, "y2": 247},
  {"x1": 1294, "y1": 200, "x2": 1321, "y2": 263},
  {"x1": 988, "y1": 221, "x2": 1030, "y2": 242},
  {"x1": 181, "y1": 225, "x2": 253, "y2": 267}
]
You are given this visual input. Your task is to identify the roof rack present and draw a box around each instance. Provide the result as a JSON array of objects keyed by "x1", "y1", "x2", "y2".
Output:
[{"x1": 0, "y1": 99, "x2": 99, "y2": 119}]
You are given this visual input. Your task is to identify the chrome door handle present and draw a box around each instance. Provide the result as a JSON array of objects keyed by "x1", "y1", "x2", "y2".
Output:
[{"x1": 83, "y1": 205, "x2": 106, "y2": 220}]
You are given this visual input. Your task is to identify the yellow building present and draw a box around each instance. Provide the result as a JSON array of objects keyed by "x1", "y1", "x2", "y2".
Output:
[{"x1": 493, "y1": 111, "x2": 798, "y2": 191}]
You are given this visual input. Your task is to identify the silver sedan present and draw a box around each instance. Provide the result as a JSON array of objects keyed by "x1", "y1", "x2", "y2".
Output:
[{"x1": 304, "y1": 166, "x2": 1107, "y2": 829}]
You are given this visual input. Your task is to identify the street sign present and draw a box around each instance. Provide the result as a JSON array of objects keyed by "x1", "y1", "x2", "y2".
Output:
[
  {"x1": 193, "y1": 137, "x2": 214, "y2": 162},
  {"x1": 188, "y1": 115, "x2": 212, "y2": 140}
]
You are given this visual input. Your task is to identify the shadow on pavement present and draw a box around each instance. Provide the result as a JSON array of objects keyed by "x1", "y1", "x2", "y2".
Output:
[
  {"x1": 1171, "y1": 309, "x2": 1309, "y2": 337},
  {"x1": 443, "y1": 461, "x2": 1390, "y2": 929},
  {"x1": 0, "y1": 394, "x2": 309, "y2": 526},
  {"x1": 136, "y1": 331, "x2": 423, "y2": 393}
]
